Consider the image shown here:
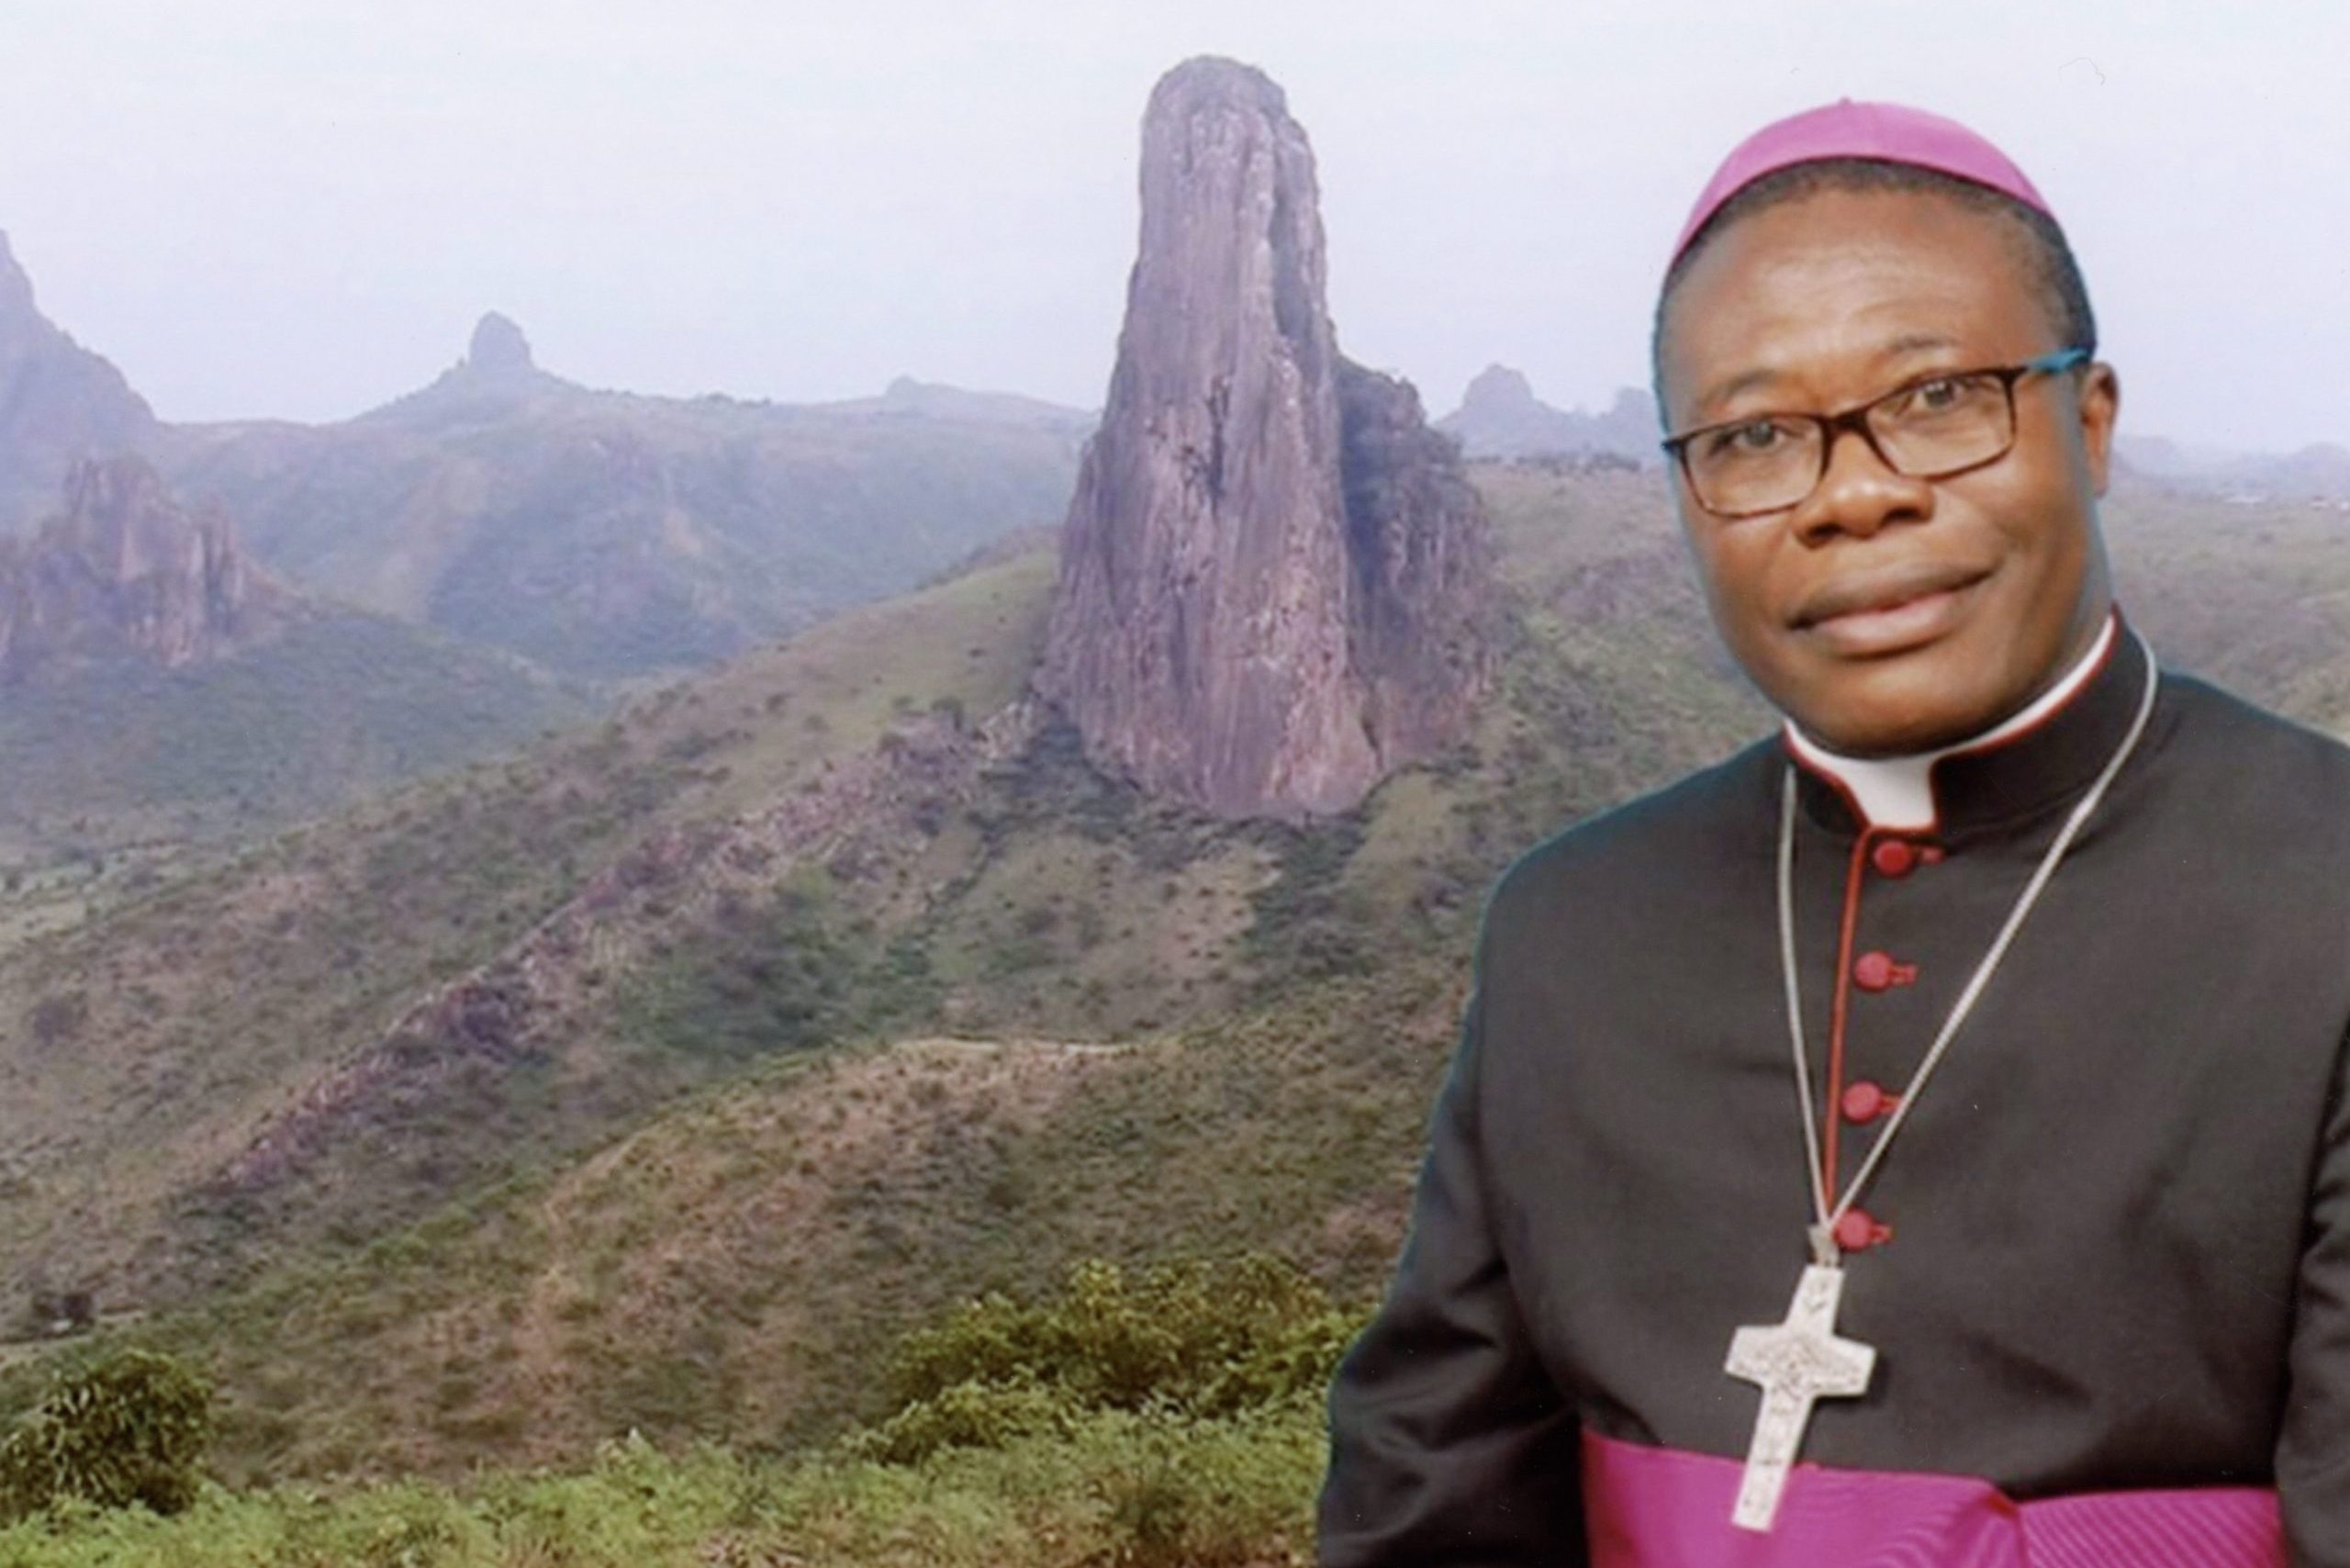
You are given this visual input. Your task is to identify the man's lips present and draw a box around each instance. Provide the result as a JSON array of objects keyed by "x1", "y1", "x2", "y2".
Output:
[{"x1": 1791, "y1": 560, "x2": 1993, "y2": 630}]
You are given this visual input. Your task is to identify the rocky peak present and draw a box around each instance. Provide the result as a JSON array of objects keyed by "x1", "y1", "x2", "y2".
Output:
[
  {"x1": 0, "y1": 455, "x2": 290, "y2": 678},
  {"x1": 1037, "y1": 57, "x2": 1492, "y2": 821},
  {"x1": 0, "y1": 230, "x2": 158, "y2": 532},
  {"x1": 0, "y1": 230, "x2": 36, "y2": 325},
  {"x1": 1460, "y1": 364, "x2": 1538, "y2": 417},
  {"x1": 466, "y1": 311, "x2": 535, "y2": 376},
  {"x1": 62, "y1": 458, "x2": 189, "y2": 584},
  {"x1": 363, "y1": 311, "x2": 568, "y2": 427},
  {"x1": 1438, "y1": 367, "x2": 1661, "y2": 466}
]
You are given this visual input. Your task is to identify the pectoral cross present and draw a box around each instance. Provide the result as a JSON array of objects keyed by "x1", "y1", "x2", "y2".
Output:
[{"x1": 1724, "y1": 1263, "x2": 1876, "y2": 1532}]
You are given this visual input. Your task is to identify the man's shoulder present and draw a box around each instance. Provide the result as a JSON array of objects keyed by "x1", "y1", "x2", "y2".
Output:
[
  {"x1": 2142, "y1": 669, "x2": 2350, "y2": 880},
  {"x1": 2164, "y1": 667, "x2": 2350, "y2": 793},
  {"x1": 1477, "y1": 735, "x2": 1779, "y2": 942}
]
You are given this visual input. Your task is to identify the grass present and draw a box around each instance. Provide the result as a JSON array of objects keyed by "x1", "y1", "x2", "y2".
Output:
[
  {"x1": 0, "y1": 1402, "x2": 1327, "y2": 1568},
  {"x1": 4, "y1": 948, "x2": 1453, "y2": 1491},
  {"x1": 0, "y1": 610, "x2": 593, "y2": 874}
]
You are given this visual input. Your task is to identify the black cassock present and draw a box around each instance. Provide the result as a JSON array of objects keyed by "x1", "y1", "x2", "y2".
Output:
[{"x1": 1318, "y1": 622, "x2": 2350, "y2": 1566}]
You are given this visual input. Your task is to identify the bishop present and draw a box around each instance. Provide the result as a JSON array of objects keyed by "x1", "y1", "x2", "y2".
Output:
[{"x1": 1317, "y1": 98, "x2": 2350, "y2": 1567}]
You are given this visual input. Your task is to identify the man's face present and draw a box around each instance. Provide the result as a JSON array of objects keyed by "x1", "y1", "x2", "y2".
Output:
[{"x1": 1655, "y1": 186, "x2": 2120, "y2": 756}]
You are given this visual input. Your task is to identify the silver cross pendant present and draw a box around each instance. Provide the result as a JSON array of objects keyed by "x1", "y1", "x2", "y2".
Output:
[{"x1": 1723, "y1": 1262, "x2": 1877, "y2": 1531}]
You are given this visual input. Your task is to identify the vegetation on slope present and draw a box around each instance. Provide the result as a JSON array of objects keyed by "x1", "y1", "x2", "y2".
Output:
[
  {"x1": 0, "y1": 610, "x2": 594, "y2": 866},
  {"x1": 1, "y1": 1253, "x2": 1346, "y2": 1564},
  {"x1": 0, "y1": 546, "x2": 1059, "y2": 1312}
]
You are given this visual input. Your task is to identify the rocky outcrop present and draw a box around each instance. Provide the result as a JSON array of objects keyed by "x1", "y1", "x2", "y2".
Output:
[
  {"x1": 0, "y1": 230, "x2": 158, "y2": 532},
  {"x1": 1337, "y1": 361, "x2": 1494, "y2": 764},
  {"x1": 1437, "y1": 366, "x2": 1659, "y2": 466},
  {"x1": 363, "y1": 310, "x2": 574, "y2": 426},
  {"x1": 466, "y1": 311, "x2": 535, "y2": 377},
  {"x1": 1037, "y1": 57, "x2": 1493, "y2": 821},
  {"x1": 0, "y1": 455, "x2": 292, "y2": 678}
]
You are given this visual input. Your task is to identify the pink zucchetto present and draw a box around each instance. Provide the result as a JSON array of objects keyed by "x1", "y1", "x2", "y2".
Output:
[{"x1": 1669, "y1": 97, "x2": 2055, "y2": 267}]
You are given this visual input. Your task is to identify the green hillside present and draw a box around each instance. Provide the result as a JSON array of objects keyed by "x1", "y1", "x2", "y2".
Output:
[
  {"x1": 0, "y1": 465, "x2": 2343, "y2": 1555},
  {"x1": 0, "y1": 610, "x2": 591, "y2": 838}
]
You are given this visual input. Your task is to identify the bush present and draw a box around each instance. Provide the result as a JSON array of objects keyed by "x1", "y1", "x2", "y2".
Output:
[
  {"x1": 1101, "y1": 1421, "x2": 1292, "y2": 1568},
  {"x1": 0, "y1": 1348, "x2": 215, "y2": 1520},
  {"x1": 848, "y1": 1373, "x2": 1075, "y2": 1465},
  {"x1": 854, "y1": 1253, "x2": 1360, "y2": 1464}
]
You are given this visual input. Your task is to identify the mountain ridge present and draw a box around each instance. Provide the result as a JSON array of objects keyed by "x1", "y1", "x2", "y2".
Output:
[
  {"x1": 151, "y1": 312, "x2": 1089, "y2": 679},
  {"x1": 0, "y1": 231, "x2": 160, "y2": 532}
]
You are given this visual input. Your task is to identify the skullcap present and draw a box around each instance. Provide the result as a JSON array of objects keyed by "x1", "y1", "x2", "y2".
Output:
[{"x1": 1670, "y1": 97, "x2": 2054, "y2": 267}]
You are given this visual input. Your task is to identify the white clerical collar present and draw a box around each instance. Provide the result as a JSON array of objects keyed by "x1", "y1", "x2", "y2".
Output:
[{"x1": 1782, "y1": 612, "x2": 2120, "y2": 832}]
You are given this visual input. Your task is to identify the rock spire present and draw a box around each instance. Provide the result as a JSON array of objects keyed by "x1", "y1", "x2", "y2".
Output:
[
  {"x1": 1037, "y1": 57, "x2": 1492, "y2": 820},
  {"x1": 0, "y1": 455, "x2": 288, "y2": 678},
  {"x1": 466, "y1": 311, "x2": 535, "y2": 375}
]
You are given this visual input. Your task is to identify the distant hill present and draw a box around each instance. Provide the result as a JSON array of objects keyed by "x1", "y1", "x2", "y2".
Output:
[
  {"x1": 0, "y1": 231, "x2": 158, "y2": 532},
  {"x1": 823, "y1": 374, "x2": 1099, "y2": 430},
  {"x1": 151, "y1": 316, "x2": 1091, "y2": 680},
  {"x1": 1437, "y1": 365, "x2": 1659, "y2": 466},
  {"x1": 3, "y1": 463, "x2": 2343, "y2": 1486},
  {"x1": 2118, "y1": 432, "x2": 2350, "y2": 504}
]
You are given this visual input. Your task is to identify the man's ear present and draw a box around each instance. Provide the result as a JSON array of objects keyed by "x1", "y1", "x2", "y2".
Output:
[{"x1": 2078, "y1": 361, "x2": 2121, "y2": 498}]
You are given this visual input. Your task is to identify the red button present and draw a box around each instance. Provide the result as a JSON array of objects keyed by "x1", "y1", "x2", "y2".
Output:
[
  {"x1": 1841, "y1": 1081, "x2": 1897, "y2": 1124},
  {"x1": 1870, "y1": 840, "x2": 1918, "y2": 878},
  {"x1": 1833, "y1": 1207, "x2": 1892, "y2": 1252},
  {"x1": 1852, "y1": 950, "x2": 1916, "y2": 991}
]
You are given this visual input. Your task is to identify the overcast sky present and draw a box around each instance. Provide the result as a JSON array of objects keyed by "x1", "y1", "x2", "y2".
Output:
[{"x1": 3, "y1": 1, "x2": 2344, "y2": 454}]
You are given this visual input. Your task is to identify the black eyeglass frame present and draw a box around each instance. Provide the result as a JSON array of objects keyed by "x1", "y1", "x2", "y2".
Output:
[{"x1": 1659, "y1": 345, "x2": 2095, "y2": 520}]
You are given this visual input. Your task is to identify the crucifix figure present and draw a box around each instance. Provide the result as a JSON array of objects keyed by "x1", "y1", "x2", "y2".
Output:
[{"x1": 1724, "y1": 1263, "x2": 1877, "y2": 1531}]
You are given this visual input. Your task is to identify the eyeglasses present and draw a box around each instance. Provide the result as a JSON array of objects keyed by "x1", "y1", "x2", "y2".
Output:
[{"x1": 1660, "y1": 346, "x2": 2093, "y2": 519}]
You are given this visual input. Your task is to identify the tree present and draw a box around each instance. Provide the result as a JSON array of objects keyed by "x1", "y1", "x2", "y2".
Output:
[{"x1": 0, "y1": 1349, "x2": 214, "y2": 1519}]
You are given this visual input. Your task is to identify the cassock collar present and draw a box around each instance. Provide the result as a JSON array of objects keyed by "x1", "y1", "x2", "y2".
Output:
[{"x1": 1781, "y1": 609, "x2": 2151, "y2": 841}]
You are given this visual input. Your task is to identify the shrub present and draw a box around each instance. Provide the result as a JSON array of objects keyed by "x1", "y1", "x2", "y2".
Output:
[
  {"x1": 0, "y1": 1348, "x2": 215, "y2": 1520},
  {"x1": 847, "y1": 1372, "x2": 1075, "y2": 1464},
  {"x1": 856, "y1": 1253, "x2": 1360, "y2": 1463},
  {"x1": 1101, "y1": 1427, "x2": 1286, "y2": 1568}
]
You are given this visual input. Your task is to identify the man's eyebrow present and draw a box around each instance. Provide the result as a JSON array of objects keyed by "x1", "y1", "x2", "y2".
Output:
[
  {"x1": 1877, "y1": 331, "x2": 1960, "y2": 359},
  {"x1": 1686, "y1": 333, "x2": 1966, "y2": 422},
  {"x1": 1690, "y1": 366, "x2": 1782, "y2": 420}
]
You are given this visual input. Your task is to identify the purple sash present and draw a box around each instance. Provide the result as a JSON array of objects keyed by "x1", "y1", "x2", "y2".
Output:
[{"x1": 1583, "y1": 1430, "x2": 2284, "y2": 1567}]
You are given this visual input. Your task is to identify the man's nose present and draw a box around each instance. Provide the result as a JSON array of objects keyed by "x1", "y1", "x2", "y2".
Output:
[{"x1": 1790, "y1": 424, "x2": 1934, "y2": 543}]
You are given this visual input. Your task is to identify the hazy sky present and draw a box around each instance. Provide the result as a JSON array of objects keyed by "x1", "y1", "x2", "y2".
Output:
[{"x1": 3, "y1": 1, "x2": 2344, "y2": 453}]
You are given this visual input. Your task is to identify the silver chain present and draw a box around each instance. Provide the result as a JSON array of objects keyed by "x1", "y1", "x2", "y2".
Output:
[{"x1": 1777, "y1": 631, "x2": 2163, "y2": 1262}]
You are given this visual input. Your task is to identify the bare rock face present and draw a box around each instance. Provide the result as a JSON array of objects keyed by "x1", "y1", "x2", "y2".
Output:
[
  {"x1": 1438, "y1": 364, "x2": 1660, "y2": 466},
  {"x1": 466, "y1": 310, "x2": 535, "y2": 376},
  {"x1": 1037, "y1": 58, "x2": 1492, "y2": 820},
  {"x1": 0, "y1": 455, "x2": 290, "y2": 678},
  {"x1": 1336, "y1": 360, "x2": 1494, "y2": 764},
  {"x1": 0, "y1": 230, "x2": 159, "y2": 532}
]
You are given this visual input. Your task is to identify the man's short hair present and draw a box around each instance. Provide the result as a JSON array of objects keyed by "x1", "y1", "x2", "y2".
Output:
[{"x1": 1650, "y1": 157, "x2": 2098, "y2": 409}]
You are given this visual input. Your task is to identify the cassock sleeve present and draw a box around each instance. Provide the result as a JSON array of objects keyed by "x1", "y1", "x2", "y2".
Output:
[
  {"x1": 1315, "y1": 945, "x2": 1585, "y2": 1565},
  {"x1": 2279, "y1": 1022, "x2": 2350, "y2": 1565}
]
